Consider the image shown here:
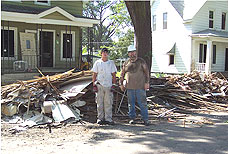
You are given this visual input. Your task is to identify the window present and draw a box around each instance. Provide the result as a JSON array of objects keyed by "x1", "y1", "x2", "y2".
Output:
[
  {"x1": 37, "y1": 0, "x2": 48, "y2": 3},
  {"x1": 26, "y1": 40, "x2": 31, "y2": 49},
  {"x1": 35, "y1": 0, "x2": 50, "y2": 5},
  {"x1": 163, "y1": 12, "x2": 167, "y2": 29},
  {"x1": 209, "y1": 11, "x2": 214, "y2": 28},
  {"x1": 152, "y1": 15, "x2": 156, "y2": 31},
  {"x1": 63, "y1": 34, "x2": 72, "y2": 58},
  {"x1": 61, "y1": 30, "x2": 75, "y2": 61},
  {"x1": 169, "y1": 55, "x2": 174, "y2": 65},
  {"x1": 222, "y1": 12, "x2": 226, "y2": 30},
  {"x1": 199, "y1": 44, "x2": 207, "y2": 63},
  {"x1": 1, "y1": 29, "x2": 15, "y2": 57},
  {"x1": 213, "y1": 45, "x2": 216, "y2": 64}
]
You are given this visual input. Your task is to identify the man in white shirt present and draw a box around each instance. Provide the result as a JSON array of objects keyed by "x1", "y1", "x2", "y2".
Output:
[{"x1": 91, "y1": 48, "x2": 117, "y2": 125}]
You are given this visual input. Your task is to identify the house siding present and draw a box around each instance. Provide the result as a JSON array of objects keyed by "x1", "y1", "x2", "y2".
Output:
[
  {"x1": 51, "y1": 1, "x2": 83, "y2": 16},
  {"x1": 1, "y1": 21, "x2": 80, "y2": 68},
  {"x1": 152, "y1": 0, "x2": 228, "y2": 74},
  {"x1": 212, "y1": 43, "x2": 227, "y2": 72},
  {"x1": 42, "y1": 12, "x2": 72, "y2": 21},
  {"x1": 151, "y1": 0, "x2": 192, "y2": 74},
  {"x1": 2, "y1": 1, "x2": 83, "y2": 16},
  {"x1": 192, "y1": 1, "x2": 228, "y2": 33},
  {"x1": 191, "y1": 1, "x2": 228, "y2": 72}
]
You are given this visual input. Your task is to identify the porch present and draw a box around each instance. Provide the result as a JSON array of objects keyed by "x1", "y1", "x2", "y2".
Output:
[
  {"x1": 194, "y1": 62, "x2": 228, "y2": 78},
  {"x1": 1, "y1": 53, "x2": 79, "y2": 85},
  {"x1": 191, "y1": 29, "x2": 228, "y2": 75},
  {"x1": 1, "y1": 54, "x2": 76, "y2": 74},
  {"x1": 194, "y1": 62, "x2": 206, "y2": 72}
]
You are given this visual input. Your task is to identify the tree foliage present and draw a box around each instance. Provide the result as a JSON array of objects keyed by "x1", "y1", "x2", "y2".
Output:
[{"x1": 82, "y1": 0, "x2": 132, "y2": 52}]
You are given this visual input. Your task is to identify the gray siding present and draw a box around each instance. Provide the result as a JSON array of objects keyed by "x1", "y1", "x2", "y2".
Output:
[{"x1": 192, "y1": 1, "x2": 228, "y2": 33}]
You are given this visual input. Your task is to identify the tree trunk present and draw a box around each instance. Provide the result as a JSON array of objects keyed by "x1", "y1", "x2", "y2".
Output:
[{"x1": 125, "y1": 1, "x2": 152, "y2": 70}]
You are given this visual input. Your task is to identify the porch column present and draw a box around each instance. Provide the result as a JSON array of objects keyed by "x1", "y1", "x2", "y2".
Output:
[
  {"x1": 191, "y1": 39, "x2": 196, "y2": 72},
  {"x1": 205, "y1": 40, "x2": 212, "y2": 75}
]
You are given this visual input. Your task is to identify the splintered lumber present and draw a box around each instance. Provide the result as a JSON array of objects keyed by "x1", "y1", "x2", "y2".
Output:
[
  {"x1": 148, "y1": 71, "x2": 228, "y2": 112},
  {"x1": 1, "y1": 69, "x2": 228, "y2": 122},
  {"x1": 1, "y1": 70, "x2": 93, "y2": 99}
]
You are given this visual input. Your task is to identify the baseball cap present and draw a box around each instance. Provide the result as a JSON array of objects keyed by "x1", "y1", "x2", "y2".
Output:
[
  {"x1": 128, "y1": 45, "x2": 136, "y2": 52},
  {"x1": 101, "y1": 48, "x2": 109, "y2": 53}
]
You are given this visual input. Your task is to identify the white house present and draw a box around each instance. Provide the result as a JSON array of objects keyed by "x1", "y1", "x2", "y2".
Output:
[{"x1": 151, "y1": 0, "x2": 228, "y2": 74}]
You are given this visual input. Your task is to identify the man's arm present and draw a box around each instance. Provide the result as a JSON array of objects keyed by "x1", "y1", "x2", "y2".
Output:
[
  {"x1": 92, "y1": 72, "x2": 98, "y2": 86},
  {"x1": 142, "y1": 63, "x2": 150, "y2": 83},
  {"x1": 119, "y1": 64, "x2": 126, "y2": 91},
  {"x1": 142, "y1": 62, "x2": 150, "y2": 90},
  {"x1": 111, "y1": 72, "x2": 117, "y2": 85},
  {"x1": 119, "y1": 66, "x2": 126, "y2": 86}
]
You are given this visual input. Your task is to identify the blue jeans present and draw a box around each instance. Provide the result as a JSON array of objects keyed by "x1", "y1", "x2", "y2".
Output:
[{"x1": 127, "y1": 89, "x2": 148, "y2": 121}]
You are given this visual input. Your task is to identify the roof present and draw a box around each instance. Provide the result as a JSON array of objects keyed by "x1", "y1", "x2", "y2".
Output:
[
  {"x1": 1, "y1": 4, "x2": 99, "y2": 27},
  {"x1": 169, "y1": 0, "x2": 207, "y2": 20},
  {"x1": 1, "y1": 3, "x2": 95, "y2": 20},
  {"x1": 169, "y1": 0, "x2": 184, "y2": 18},
  {"x1": 192, "y1": 29, "x2": 228, "y2": 38},
  {"x1": 2, "y1": 3, "x2": 52, "y2": 14},
  {"x1": 167, "y1": 43, "x2": 176, "y2": 55}
]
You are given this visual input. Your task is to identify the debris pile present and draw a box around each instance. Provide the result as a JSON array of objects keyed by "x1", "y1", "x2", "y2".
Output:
[
  {"x1": 1, "y1": 69, "x2": 93, "y2": 131},
  {"x1": 148, "y1": 71, "x2": 228, "y2": 114},
  {"x1": 1, "y1": 70, "x2": 228, "y2": 132}
]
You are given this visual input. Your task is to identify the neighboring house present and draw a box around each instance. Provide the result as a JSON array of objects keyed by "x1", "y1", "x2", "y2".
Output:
[
  {"x1": 151, "y1": 0, "x2": 228, "y2": 74},
  {"x1": 1, "y1": 0, "x2": 99, "y2": 73}
]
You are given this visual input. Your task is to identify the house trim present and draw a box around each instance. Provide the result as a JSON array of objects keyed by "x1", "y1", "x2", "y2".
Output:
[
  {"x1": 191, "y1": 35, "x2": 228, "y2": 43},
  {"x1": 60, "y1": 30, "x2": 76, "y2": 61},
  {"x1": 221, "y1": 11, "x2": 227, "y2": 31},
  {"x1": 38, "y1": 7, "x2": 75, "y2": 21},
  {"x1": 208, "y1": 9, "x2": 215, "y2": 29}
]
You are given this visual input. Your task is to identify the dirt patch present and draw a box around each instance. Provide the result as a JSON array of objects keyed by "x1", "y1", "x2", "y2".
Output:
[{"x1": 2, "y1": 112, "x2": 228, "y2": 154}]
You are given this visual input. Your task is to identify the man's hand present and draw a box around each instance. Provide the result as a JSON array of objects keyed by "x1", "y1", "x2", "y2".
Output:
[
  {"x1": 111, "y1": 85, "x2": 115, "y2": 92},
  {"x1": 93, "y1": 85, "x2": 98, "y2": 93},
  {"x1": 120, "y1": 85, "x2": 125, "y2": 92},
  {"x1": 144, "y1": 83, "x2": 150, "y2": 90}
]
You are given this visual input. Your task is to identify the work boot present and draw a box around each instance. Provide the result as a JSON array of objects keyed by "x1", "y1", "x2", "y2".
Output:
[
  {"x1": 129, "y1": 119, "x2": 136, "y2": 124},
  {"x1": 97, "y1": 119, "x2": 104, "y2": 125},
  {"x1": 143, "y1": 120, "x2": 150, "y2": 126},
  {"x1": 105, "y1": 121, "x2": 115, "y2": 125}
]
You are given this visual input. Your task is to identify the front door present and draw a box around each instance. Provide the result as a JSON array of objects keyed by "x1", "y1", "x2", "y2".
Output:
[
  {"x1": 225, "y1": 48, "x2": 228, "y2": 71},
  {"x1": 20, "y1": 32, "x2": 37, "y2": 69},
  {"x1": 40, "y1": 31, "x2": 53, "y2": 67}
]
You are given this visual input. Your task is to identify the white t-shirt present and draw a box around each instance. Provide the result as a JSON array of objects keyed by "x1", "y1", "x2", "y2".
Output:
[{"x1": 91, "y1": 59, "x2": 117, "y2": 87}]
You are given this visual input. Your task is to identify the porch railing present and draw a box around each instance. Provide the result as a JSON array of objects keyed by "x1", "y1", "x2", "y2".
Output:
[
  {"x1": 195, "y1": 62, "x2": 206, "y2": 72},
  {"x1": 1, "y1": 54, "x2": 75, "y2": 74}
]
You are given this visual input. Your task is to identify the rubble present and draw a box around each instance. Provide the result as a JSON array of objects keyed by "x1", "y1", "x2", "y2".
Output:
[
  {"x1": 148, "y1": 71, "x2": 228, "y2": 112},
  {"x1": 1, "y1": 70, "x2": 228, "y2": 133},
  {"x1": 1, "y1": 69, "x2": 93, "y2": 132}
]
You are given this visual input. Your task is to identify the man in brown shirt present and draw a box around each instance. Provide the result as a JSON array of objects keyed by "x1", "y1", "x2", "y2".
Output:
[{"x1": 119, "y1": 45, "x2": 150, "y2": 126}]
